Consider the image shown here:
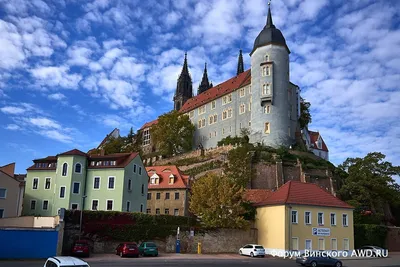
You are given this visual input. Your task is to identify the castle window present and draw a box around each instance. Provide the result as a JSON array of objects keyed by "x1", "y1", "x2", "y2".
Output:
[
  {"x1": 239, "y1": 104, "x2": 245, "y2": 114},
  {"x1": 265, "y1": 54, "x2": 269, "y2": 61},
  {"x1": 209, "y1": 132, "x2": 212, "y2": 139},
  {"x1": 211, "y1": 101, "x2": 216, "y2": 110},
  {"x1": 222, "y1": 110, "x2": 228, "y2": 120},
  {"x1": 189, "y1": 111, "x2": 194, "y2": 118},
  {"x1": 75, "y1": 163, "x2": 82, "y2": 173},
  {"x1": 143, "y1": 128, "x2": 151, "y2": 146},
  {"x1": 264, "y1": 105, "x2": 271, "y2": 114},
  {"x1": 222, "y1": 94, "x2": 232, "y2": 105},
  {"x1": 198, "y1": 118, "x2": 206, "y2": 128},
  {"x1": 198, "y1": 105, "x2": 206, "y2": 115},
  {"x1": 214, "y1": 131, "x2": 217, "y2": 137},
  {"x1": 213, "y1": 114, "x2": 217, "y2": 123},
  {"x1": 209, "y1": 114, "x2": 217, "y2": 125},
  {"x1": 239, "y1": 88, "x2": 245, "y2": 97},
  {"x1": 248, "y1": 121, "x2": 251, "y2": 127},
  {"x1": 228, "y1": 108, "x2": 233, "y2": 118},
  {"x1": 264, "y1": 122, "x2": 270, "y2": 134},
  {"x1": 262, "y1": 66, "x2": 271, "y2": 76},
  {"x1": 262, "y1": 83, "x2": 271, "y2": 95},
  {"x1": 222, "y1": 128, "x2": 225, "y2": 135}
]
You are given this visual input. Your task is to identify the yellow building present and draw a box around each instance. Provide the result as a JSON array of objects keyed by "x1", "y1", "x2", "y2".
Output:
[{"x1": 254, "y1": 181, "x2": 354, "y2": 255}]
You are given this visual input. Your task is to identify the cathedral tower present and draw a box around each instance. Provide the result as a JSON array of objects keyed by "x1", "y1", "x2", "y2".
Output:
[
  {"x1": 198, "y1": 63, "x2": 211, "y2": 95},
  {"x1": 174, "y1": 53, "x2": 193, "y2": 111},
  {"x1": 237, "y1": 49, "x2": 244, "y2": 75},
  {"x1": 249, "y1": 3, "x2": 294, "y2": 147}
]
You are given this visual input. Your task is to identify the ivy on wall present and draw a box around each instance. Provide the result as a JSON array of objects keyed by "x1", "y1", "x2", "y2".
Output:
[{"x1": 354, "y1": 224, "x2": 388, "y2": 248}]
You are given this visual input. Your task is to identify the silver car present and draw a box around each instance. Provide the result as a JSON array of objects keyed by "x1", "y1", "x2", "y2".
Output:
[{"x1": 239, "y1": 244, "x2": 265, "y2": 257}]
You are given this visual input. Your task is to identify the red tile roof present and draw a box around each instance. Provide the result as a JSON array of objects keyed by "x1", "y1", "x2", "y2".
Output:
[
  {"x1": 180, "y1": 69, "x2": 251, "y2": 113},
  {"x1": 244, "y1": 189, "x2": 273, "y2": 203},
  {"x1": 146, "y1": 165, "x2": 190, "y2": 189},
  {"x1": 140, "y1": 119, "x2": 158, "y2": 130},
  {"x1": 0, "y1": 162, "x2": 15, "y2": 177},
  {"x1": 58, "y1": 149, "x2": 87, "y2": 157},
  {"x1": 309, "y1": 131, "x2": 329, "y2": 152},
  {"x1": 33, "y1": 156, "x2": 57, "y2": 163},
  {"x1": 254, "y1": 181, "x2": 353, "y2": 209}
]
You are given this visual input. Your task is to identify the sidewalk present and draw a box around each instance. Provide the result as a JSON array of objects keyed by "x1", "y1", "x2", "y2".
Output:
[{"x1": 85, "y1": 253, "x2": 245, "y2": 262}]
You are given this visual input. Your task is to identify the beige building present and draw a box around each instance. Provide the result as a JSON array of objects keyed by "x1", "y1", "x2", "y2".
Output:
[
  {"x1": 0, "y1": 163, "x2": 25, "y2": 218},
  {"x1": 146, "y1": 165, "x2": 191, "y2": 216}
]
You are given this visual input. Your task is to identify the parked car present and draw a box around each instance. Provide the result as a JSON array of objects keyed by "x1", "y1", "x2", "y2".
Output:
[
  {"x1": 296, "y1": 254, "x2": 342, "y2": 267},
  {"x1": 357, "y1": 245, "x2": 388, "y2": 257},
  {"x1": 71, "y1": 240, "x2": 90, "y2": 257},
  {"x1": 115, "y1": 242, "x2": 140, "y2": 257},
  {"x1": 138, "y1": 242, "x2": 159, "y2": 256},
  {"x1": 239, "y1": 244, "x2": 265, "y2": 257},
  {"x1": 44, "y1": 256, "x2": 90, "y2": 267}
]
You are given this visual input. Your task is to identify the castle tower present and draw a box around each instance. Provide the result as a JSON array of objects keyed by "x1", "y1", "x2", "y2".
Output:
[
  {"x1": 237, "y1": 49, "x2": 244, "y2": 75},
  {"x1": 197, "y1": 63, "x2": 211, "y2": 94},
  {"x1": 249, "y1": 3, "x2": 294, "y2": 147},
  {"x1": 174, "y1": 53, "x2": 193, "y2": 111}
]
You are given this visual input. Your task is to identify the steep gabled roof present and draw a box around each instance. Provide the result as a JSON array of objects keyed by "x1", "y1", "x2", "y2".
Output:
[
  {"x1": 0, "y1": 162, "x2": 15, "y2": 177},
  {"x1": 87, "y1": 152, "x2": 139, "y2": 169},
  {"x1": 140, "y1": 119, "x2": 159, "y2": 130},
  {"x1": 254, "y1": 181, "x2": 353, "y2": 209},
  {"x1": 58, "y1": 149, "x2": 87, "y2": 157},
  {"x1": 244, "y1": 189, "x2": 273, "y2": 204},
  {"x1": 146, "y1": 165, "x2": 190, "y2": 190},
  {"x1": 309, "y1": 131, "x2": 329, "y2": 152}
]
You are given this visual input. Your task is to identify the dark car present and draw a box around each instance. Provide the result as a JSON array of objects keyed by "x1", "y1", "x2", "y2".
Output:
[
  {"x1": 296, "y1": 255, "x2": 342, "y2": 267},
  {"x1": 71, "y1": 240, "x2": 90, "y2": 257},
  {"x1": 116, "y1": 242, "x2": 139, "y2": 257},
  {"x1": 138, "y1": 242, "x2": 158, "y2": 256}
]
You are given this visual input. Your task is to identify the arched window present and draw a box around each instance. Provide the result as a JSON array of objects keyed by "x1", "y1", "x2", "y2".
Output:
[
  {"x1": 141, "y1": 184, "x2": 144, "y2": 195},
  {"x1": 75, "y1": 163, "x2": 82, "y2": 173},
  {"x1": 265, "y1": 54, "x2": 269, "y2": 61},
  {"x1": 62, "y1": 163, "x2": 68, "y2": 176}
]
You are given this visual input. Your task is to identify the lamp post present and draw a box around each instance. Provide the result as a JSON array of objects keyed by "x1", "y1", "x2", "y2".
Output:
[{"x1": 79, "y1": 195, "x2": 87, "y2": 240}]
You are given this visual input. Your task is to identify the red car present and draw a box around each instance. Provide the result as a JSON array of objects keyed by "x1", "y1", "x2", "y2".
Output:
[
  {"x1": 71, "y1": 240, "x2": 90, "y2": 257},
  {"x1": 116, "y1": 242, "x2": 139, "y2": 257}
]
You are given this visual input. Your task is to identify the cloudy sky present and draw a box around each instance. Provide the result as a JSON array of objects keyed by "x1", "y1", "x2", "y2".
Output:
[{"x1": 0, "y1": 0, "x2": 399, "y2": 173}]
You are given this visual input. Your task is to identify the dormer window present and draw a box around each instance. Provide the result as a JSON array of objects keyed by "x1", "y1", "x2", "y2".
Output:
[
  {"x1": 169, "y1": 174, "x2": 175, "y2": 184},
  {"x1": 150, "y1": 174, "x2": 159, "y2": 185}
]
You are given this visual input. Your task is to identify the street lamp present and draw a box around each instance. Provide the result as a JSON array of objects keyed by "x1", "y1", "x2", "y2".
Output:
[{"x1": 79, "y1": 195, "x2": 87, "y2": 240}]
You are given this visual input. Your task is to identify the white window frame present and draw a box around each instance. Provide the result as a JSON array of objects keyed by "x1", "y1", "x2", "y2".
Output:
[
  {"x1": 42, "y1": 200, "x2": 49, "y2": 210},
  {"x1": 32, "y1": 177, "x2": 39, "y2": 190},
  {"x1": 342, "y1": 213, "x2": 348, "y2": 227},
  {"x1": 292, "y1": 237, "x2": 299, "y2": 251},
  {"x1": 239, "y1": 103, "x2": 246, "y2": 114},
  {"x1": 264, "y1": 105, "x2": 271, "y2": 114},
  {"x1": 239, "y1": 88, "x2": 245, "y2": 97},
  {"x1": 189, "y1": 110, "x2": 194, "y2": 118},
  {"x1": 70, "y1": 203, "x2": 79, "y2": 210},
  {"x1": 174, "y1": 209, "x2": 179, "y2": 216},
  {"x1": 0, "y1": 208, "x2": 4, "y2": 218},
  {"x1": 318, "y1": 212, "x2": 324, "y2": 225},
  {"x1": 211, "y1": 101, "x2": 216, "y2": 110},
  {"x1": 108, "y1": 176, "x2": 115, "y2": 190},
  {"x1": 128, "y1": 179, "x2": 132, "y2": 191},
  {"x1": 30, "y1": 199, "x2": 37, "y2": 210},
  {"x1": 59, "y1": 186, "x2": 66, "y2": 199},
  {"x1": 0, "y1": 188, "x2": 7, "y2": 199},
  {"x1": 305, "y1": 211, "x2": 311, "y2": 225},
  {"x1": 330, "y1": 213, "x2": 336, "y2": 226},
  {"x1": 198, "y1": 105, "x2": 206, "y2": 115},
  {"x1": 74, "y1": 162, "x2": 82, "y2": 174},
  {"x1": 305, "y1": 239, "x2": 312, "y2": 250},
  {"x1": 343, "y1": 238, "x2": 350, "y2": 251},
  {"x1": 126, "y1": 201, "x2": 131, "y2": 212},
  {"x1": 106, "y1": 199, "x2": 114, "y2": 211},
  {"x1": 318, "y1": 238, "x2": 325, "y2": 250},
  {"x1": 262, "y1": 83, "x2": 271, "y2": 95},
  {"x1": 142, "y1": 128, "x2": 151, "y2": 146},
  {"x1": 61, "y1": 162, "x2": 68, "y2": 176},
  {"x1": 133, "y1": 164, "x2": 137, "y2": 173},
  {"x1": 72, "y1": 182, "x2": 80, "y2": 194},
  {"x1": 139, "y1": 167, "x2": 142, "y2": 175},
  {"x1": 44, "y1": 177, "x2": 51, "y2": 190},
  {"x1": 93, "y1": 176, "x2": 101, "y2": 190},
  {"x1": 91, "y1": 199, "x2": 99, "y2": 211},
  {"x1": 264, "y1": 122, "x2": 270, "y2": 134},
  {"x1": 331, "y1": 238, "x2": 338, "y2": 251},
  {"x1": 291, "y1": 210, "x2": 298, "y2": 224}
]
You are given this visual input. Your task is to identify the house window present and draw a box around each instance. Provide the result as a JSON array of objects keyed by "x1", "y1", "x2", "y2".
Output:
[
  {"x1": 156, "y1": 192, "x2": 161, "y2": 199},
  {"x1": 62, "y1": 163, "x2": 68, "y2": 176},
  {"x1": 211, "y1": 101, "x2": 216, "y2": 110},
  {"x1": 209, "y1": 114, "x2": 217, "y2": 125},
  {"x1": 59, "y1": 186, "x2": 66, "y2": 198},
  {"x1": 141, "y1": 184, "x2": 144, "y2": 195},
  {"x1": 133, "y1": 164, "x2": 137, "y2": 173},
  {"x1": 0, "y1": 209, "x2": 4, "y2": 218},
  {"x1": 139, "y1": 167, "x2": 142, "y2": 175},
  {"x1": 342, "y1": 214, "x2": 348, "y2": 227},
  {"x1": 262, "y1": 83, "x2": 271, "y2": 95},
  {"x1": 264, "y1": 105, "x2": 271, "y2": 114},
  {"x1": 42, "y1": 200, "x2": 49, "y2": 210},
  {"x1": 264, "y1": 122, "x2": 270, "y2": 134},
  {"x1": 108, "y1": 177, "x2": 115, "y2": 189},
  {"x1": 248, "y1": 121, "x2": 251, "y2": 127},
  {"x1": 165, "y1": 192, "x2": 170, "y2": 199},
  {"x1": 126, "y1": 201, "x2": 131, "y2": 212},
  {"x1": 33, "y1": 178, "x2": 39, "y2": 189},
  {"x1": 222, "y1": 110, "x2": 228, "y2": 120},
  {"x1": 318, "y1": 238, "x2": 325, "y2": 250},
  {"x1": 143, "y1": 129, "x2": 150, "y2": 146},
  {"x1": 174, "y1": 209, "x2": 179, "y2": 216},
  {"x1": 71, "y1": 203, "x2": 78, "y2": 210},
  {"x1": 222, "y1": 94, "x2": 232, "y2": 105},
  {"x1": 248, "y1": 102, "x2": 251, "y2": 111},
  {"x1": 175, "y1": 192, "x2": 179, "y2": 200},
  {"x1": 75, "y1": 163, "x2": 82, "y2": 173},
  {"x1": 331, "y1": 238, "x2": 337, "y2": 251},
  {"x1": 189, "y1": 110, "x2": 194, "y2": 118},
  {"x1": 146, "y1": 209, "x2": 151, "y2": 214},
  {"x1": 31, "y1": 200, "x2": 36, "y2": 210},
  {"x1": 198, "y1": 118, "x2": 206, "y2": 128},
  {"x1": 45, "y1": 178, "x2": 51, "y2": 190},
  {"x1": 198, "y1": 105, "x2": 206, "y2": 115},
  {"x1": 156, "y1": 208, "x2": 160, "y2": 215},
  {"x1": 305, "y1": 211, "x2": 311, "y2": 225},
  {"x1": 239, "y1": 88, "x2": 245, "y2": 97},
  {"x1": 140, "y1": 204, "x2": 143, "y2": 212},
  {"x1": 147, "y1": 193, "x2": 151, "y2": 200},
  {"x1": 107, "y1": 200, "x2": 113, "y2": 211},
  {"x1": 291, "y1": 210, "x2": 298, "y2": 224},
  {"x1": 73, "y1": 182, "x2": 80, "y2": 194},
  {"x1": 318, "y1": 212, "x2": 324, "y2": 225},
  {"x1": 169, "y1": 176, "x2": 174, "y2": 184},
  {"x1": 265, "y1": 54, "x2": 269, "y2": 61},
  {"x1": 331, "y1": 213, "x2": 336, "y2": 226},
  {"x1": 94, "y1": 177, "x2": 100, "y2": 189},
  {"x1": 222, "y1": 128, "x2": 225, "y2": 135},
  {"x1": 92, "y1": 200, "x2": 98, "y2": 210},
  {"x1": 228, "y1": 108, "x2": 232, "y2": 118},
  {"x1": 165, "y1": 208, "x2": 169, "y2": 215},
  {"x1": 343, "y1": 239, "x2": 349, "y2": 250},
  {"x1": 305, "y1": 239, "x2": 312, "y2": 250},
  {"x1": 292, "y1": 237, "x2": 299, "y2": 251},
  {"x1": 239, "y1": 104, "x2": 245, "y2": 114},
  {"x1": 0, "y1": 188, "x2": 6, "y2": 199},
  {"x1": 128, "y1": 179, "x2": 132, "y2": 191}
]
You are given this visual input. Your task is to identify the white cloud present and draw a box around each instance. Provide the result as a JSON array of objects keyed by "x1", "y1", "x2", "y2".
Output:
[
  {"x1": 5, "y1": 124, "x2": 21, "y2": 130},
  {"x1": 165, "y1": 11, "x2": 182, "y2": 27},
  {"x1": 110, "y1": 57, "x2": 147, "y2": 80},
  {"x1": 0, "y1": 106, "x2": 26, "y2": 114},
  {"x1": 27, "y1": 117, "x2": 61, "y2": 129},
  {"x1": 97, "y1": 79, "x2": 139, "y2": 109},
  {"x1": 0, "y1": 20, "x2": 25, "y2": 69},
  {"x1": 98, "y1": 47, "x2": 126, "y2": 68},
  {"x1": 30, "y1": 66, "x2": 82, "y2": 89},
  {"x1": 38, "y1": 129, "x2": 73, "y2": 143},
  {"x1": 67, "y1": 47, "x2": 93, "y2": 66},
  {"x1": 47, "y1": 93, "x2": 66, "y2": 101}
]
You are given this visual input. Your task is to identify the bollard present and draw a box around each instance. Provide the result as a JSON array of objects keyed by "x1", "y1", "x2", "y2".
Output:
[
  {"x1": 197, "y1": 242, "x2": 202, "y2": 254},
  {"x1": 176, "y1": 239, "x2": 181, "y2": 253}
]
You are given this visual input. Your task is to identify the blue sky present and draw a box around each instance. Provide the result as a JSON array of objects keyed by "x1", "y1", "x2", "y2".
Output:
[{"x1": 0, "y1": 0, "x2": 399, "y2": 174}]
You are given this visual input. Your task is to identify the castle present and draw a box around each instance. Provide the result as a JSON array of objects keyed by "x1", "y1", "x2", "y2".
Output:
[{"x1": 140, "y1": 5, "x2": 329, "y2": 160}]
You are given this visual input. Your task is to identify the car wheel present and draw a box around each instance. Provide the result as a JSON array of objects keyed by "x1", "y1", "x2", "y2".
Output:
[
  {"x1": 261, "y1": 255, "x2": 265, "y2": 258},
  {"x1": 335, "y1": 262, "x2": 342, "y2": 267},
  {"x1": 250, "y1": 252, "x2": 254, "y2": 258},
  {"x1": 311, "y1": 261, "x2": 317, "y2": 267},
  {"x1": 120, "y1": 252, "x2": 123, "y2": 257}
]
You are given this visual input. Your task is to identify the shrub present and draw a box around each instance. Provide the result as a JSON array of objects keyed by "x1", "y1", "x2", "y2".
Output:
[
  {"x1": 354, "y1": 224, "x2": 388, "y2": 248},
  {"x1": 185, "y1": 160, "x2": 223, "y2": 176}
]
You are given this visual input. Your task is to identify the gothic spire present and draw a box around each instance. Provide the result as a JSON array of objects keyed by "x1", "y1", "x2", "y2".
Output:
[
  {"x1": 198, "y1": 63, "x2": 211, "y2": 95},
  {"x1": 174, "y1": 53, "x2": 193, "y2": 111},
  {"x1": 180, "y1": 52, "x2": 190, "y2": 77},
  {"x1": 265, "y1": 2, "x2": 276, "y2": 29},
  {"x1": 237, "y1": 49, "x2": 244, "y2": 75}
]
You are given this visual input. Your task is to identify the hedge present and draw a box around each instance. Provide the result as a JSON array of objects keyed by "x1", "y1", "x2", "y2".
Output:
[{"x1": 354, "y1": 224, "x2": 388, "y2": 248}]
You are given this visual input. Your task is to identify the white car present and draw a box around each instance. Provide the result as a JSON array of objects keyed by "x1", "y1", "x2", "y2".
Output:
[
  {"x1": 239, "y1": 244, "x2": 265, "y2": 257},
  {"x1": 44, "y1": 256, "x2": 90, "y2": 267},
  {"x1": 358, "y1": 245, "x2": 388, "y2": 257}
]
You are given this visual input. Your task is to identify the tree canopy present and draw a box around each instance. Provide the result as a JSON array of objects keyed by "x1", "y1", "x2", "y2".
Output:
[
  {"x1": 189, "y1": 173, "x2": 248, "y2": 228},
  {"x1": 299, "y1": 98, "x2": 312, "y2": 129},
  {"x1": 150, "y1": 110, "x2": 195, "y2": 157}
]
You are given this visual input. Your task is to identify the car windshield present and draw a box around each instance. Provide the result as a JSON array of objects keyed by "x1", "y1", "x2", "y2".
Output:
[
  {"x1": 127, "y1": 244, "x2": 137, "y2": 248},
  {"x1": 146, "y1": 243, "x2": 157, "y2": 247},
  {"x1": 75, "y1": 243, "x2": 87, "y2": 246},
  {"x1": 255, "y1": 246, "x2": 264, "y2": 249}
]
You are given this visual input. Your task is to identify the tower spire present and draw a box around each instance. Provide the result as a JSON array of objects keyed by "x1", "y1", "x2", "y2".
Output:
[
  {"x1": 266, "y1": 1, "x2": 275, "y2": 29},
  {"x1": 237, "y1": 49, "x2": 244, "y2": 75},
  {"x1": 198, "y1": 62, "x2": 211, "y2": 94},
  {"x1": 173, "y1": 53, "x2": 193, "y2": 111}
]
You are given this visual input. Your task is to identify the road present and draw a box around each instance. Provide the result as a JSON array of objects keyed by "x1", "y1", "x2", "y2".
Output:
[{"x1": 2, "y1": 254, "x2": 400, "y2": 267}]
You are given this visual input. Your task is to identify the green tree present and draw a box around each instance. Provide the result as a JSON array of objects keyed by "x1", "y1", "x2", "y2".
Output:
[
  {"x1": 151, "y1": 110, "x2": 195, "y2": 157},
  {"x1": 299, "y1": 98, "x2": 312, "y2": 129},
  {"x1": 337, "y1": 152, "x2": 400, "y2": 224},
  {"x1": 189, "y1": 173, "x2": 248, "y2": 228},
  {"x1": 103, "y1": 137, "x2": 127, "y2": 154},
  {"x1": 223, "y1": 145, "x2": 254, "y2": 188}
]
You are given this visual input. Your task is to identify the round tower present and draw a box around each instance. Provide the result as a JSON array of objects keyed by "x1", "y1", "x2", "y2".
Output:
[{"x1": 249, "y1": 4, "x2": 294, "y2": 148}]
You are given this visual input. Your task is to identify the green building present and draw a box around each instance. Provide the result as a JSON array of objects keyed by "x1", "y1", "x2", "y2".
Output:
[{"x1": 23, "y1": 149, "x2": 148, "y2": 216}]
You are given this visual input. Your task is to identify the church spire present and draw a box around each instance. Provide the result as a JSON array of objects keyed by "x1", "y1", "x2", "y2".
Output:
[
  {"x1": 173, "y1": 53, "x2": 193, "y2": 111},
  {"x1": 198, "y1": 63, "x2": 211, "y2": 95},
  {"x1": 181, "y1": 52, "x2": 189, "y2": 76},
  {"x1": 237, "y1": 49, "x2": 244, "y2": 75},
  {"x1": 265, "y1": 1, "x2": 276, "y2": 29}
]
